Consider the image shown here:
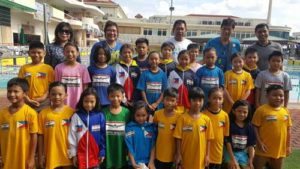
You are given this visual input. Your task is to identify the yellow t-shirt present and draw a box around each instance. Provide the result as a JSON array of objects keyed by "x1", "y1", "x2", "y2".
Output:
[
  {"x1": 153, "y1": 109, "x2": 182, "y2": 162},
  {"x1": 0, "y1": 104, "x2": 38, "y2": 169},
  {"x1": 252, "y1": 104, "x2": 292, "y2": 158},
  {"x1": 38, "y1": 106, "x2": 74, "y2": 169},
  {"x1": 224, "y1": 70, "x2": 254, "y2": 113},
  {"x1": 18, "y1": 63, "x2": 54, "y2": 99},
  {"x1": 203, "y1": 109, "x2": 229, "y2": 164},
  {"x1": 173, "y1": 113, "x2": 214, "y2": 169}
]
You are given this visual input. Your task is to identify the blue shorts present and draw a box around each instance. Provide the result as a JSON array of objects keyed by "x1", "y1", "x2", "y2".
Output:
[{"x1": 224, "y1": 149, "x2": 248, "y2": 166}]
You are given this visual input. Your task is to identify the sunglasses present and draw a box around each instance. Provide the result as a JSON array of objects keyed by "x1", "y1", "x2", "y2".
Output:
[{"x1": 59, "y1": 29, "x2": 71, "y2": 34}]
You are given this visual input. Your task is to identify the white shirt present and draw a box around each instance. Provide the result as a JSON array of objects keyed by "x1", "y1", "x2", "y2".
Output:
[{"x1": 165, "y1": 37, "x2": 192, "y2": 63}]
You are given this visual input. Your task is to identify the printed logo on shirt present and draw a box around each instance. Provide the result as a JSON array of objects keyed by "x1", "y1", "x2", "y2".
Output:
[
  {"x1": 106, "y1": 122, "x2": 125, "y2": 136},
  {"x1": 131, "y1": 72, "x2": 138, "y2": 78},
  {"x1": 24, "y1": 72, "x2": 31, "y2": 78},
  {"x1": 61, "y1": 76, "x2": 81, "y2": 87},
  {"x1": 182, "y1": 125, "x2": 193, "y2": 131},
  {"x1": 284, "y1": 115, "x2": 289, "y2": 121},
  {"x1": 125, "y1": 131, "x2": 135, "y2": 137},
  {"x1": 229, "y1": 79, "x2": 237, "y2": 85},
  {"x1": 158, "y1": 122, "x2": 165, "y2": 128},
  {"x1": 170, "y1": 124, "x2": 176, "y2": 130},
  {"x1": 144, "y1": 130, "x2": 153, "y2": 138},
  {"x1": 146, "y1": 82, "x2": 162, "y2": 93},
  {"x1": 119, "y1": 71, "x2": 125, "y2": 77},
  {"x1": 37, "y1": 72, "x2": 47, "y2": 79},
  {"x1": 0, "y1": 123, "x2": 9, "y2": 130},
  {"x1": 187, "y1": 79, "x2": 194, "y2": 86},
  {"x1": 92, "y1": 124, "x2": 101, "y2": 132},
  {"x1": 61, "y1": 119, "x2": 71, "y2": 126},
  {"x1": 219, "y1": 121, "x2": 225, "y2": 127},
  {"x1": 241, "y1": 80, "x2": 246, "y2": 85},
  {"x1": 76, "y1": 125, "x2": 83, "y2": 132},
  {"x1": 201, "y1": 77, "x2": 219, "y2": 86},
  {"x1": 266, "y1": 115, "x2": 277, "y2": 121},
  {"x1": 173, "y1": 78, "x2": 180, "y2": 84},
  {"x1": 16, "y1": 121, "x2": 28, "y2": 128},
  {"x1": 45, "y1": 120, "x2": 55, "y2": 128},
  {"x1": 92, "y1": 75, "x2": 110, "y2": 86},
  {"x1": 199, "y1": 125, "x2": 207, "y2": 132},
  {"x1": 232, "y1": 135, "x2": 247, "y2": 150}
]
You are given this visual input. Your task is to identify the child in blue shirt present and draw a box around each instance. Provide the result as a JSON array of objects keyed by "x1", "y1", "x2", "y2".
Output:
[{"x1": 125, "y1": 101, "x2": 156, "y2": 169}]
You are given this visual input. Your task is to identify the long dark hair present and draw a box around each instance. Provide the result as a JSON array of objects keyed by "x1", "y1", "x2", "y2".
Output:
[
  {"x1": 229, "y1": 100, "x2": 252, "y2": 124},
  {"x1": 54, "y1": 22, "x2": 74, "y2": 44},
  {"x1": 76, "y1": 87, "x2": 101, "y2": 112}
]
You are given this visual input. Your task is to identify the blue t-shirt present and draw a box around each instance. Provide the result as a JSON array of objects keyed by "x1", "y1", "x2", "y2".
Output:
[
  {"x1": 205, "y1": 37, "x2": 240, "y2": 71},
  {"x1": 225, "y1": 121, "x2": 256, "y2": 152},
  {"x1": 90, "y1": 40, "x2": 123, "y2": 65},
  {"x1": 196, "y1": 66, "x2": 224, "y2": 99},
  {"x1": 125, "y1": 122, "x2": 156, "y2": 165},
  {"x1": 137, "y1": 69, "x2": 168, "y2": 109},
  {"x1": 88, "y1": 65, "x2": 116, "y2": 106}
]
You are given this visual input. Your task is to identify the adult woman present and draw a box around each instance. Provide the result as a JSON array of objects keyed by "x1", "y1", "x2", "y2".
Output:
[
  {"x1": 89, "y1": 20, "x2": 122, "y2": 66},
  {"x1": 165, "y1": 19, "x2": 192, "y2": 63},
  {"x1": 45, "y1": 22, "x2": 80, "y2": 68}
]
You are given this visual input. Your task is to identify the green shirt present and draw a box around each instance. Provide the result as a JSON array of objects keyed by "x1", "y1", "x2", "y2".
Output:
[{"x1": 104, "y1": 106, "x2": 131, "y2": 169}]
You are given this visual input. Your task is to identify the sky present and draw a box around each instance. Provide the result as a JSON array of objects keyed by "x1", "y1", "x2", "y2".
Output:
[{"x1": 113, "y1": 0, "x2": 300, "y2": 34}]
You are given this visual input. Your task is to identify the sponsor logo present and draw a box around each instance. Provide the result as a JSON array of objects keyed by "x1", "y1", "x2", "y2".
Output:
[
  {"x1": 125, "y1": 131, "x2": 135, "y2": 137},
  {"x1": 37, "y1": 72, "x2": 47, "y2": 78},
  {"x1": 16, "y1": 121, "x2": 28, "y2": 128},
  {"x1": 0, "y1": 123, "x2": 9, "y2": 130},
  {"x1": 229, "y1": 79, "x2": 237, "y2": 85},
  {"x1": 266, "y1": 115, "x2": 277, "y2": 121},
  {"x1": 45, "y1": 121, "x2": 55, "y2": 127},
  {"x1": 91, "y1": 124, "x2": 101, "y2": 132},
  {"x1": 182, "y1": 125, "x2": 193, "y2": 131},
  {"x1": 158, "y1": 122, "x2": 165, "y2": 128}
]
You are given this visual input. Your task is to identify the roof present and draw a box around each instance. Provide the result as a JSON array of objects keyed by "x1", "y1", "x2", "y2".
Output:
[
  {"x1": 83, "y1": 0, "x2": 116, "y2": 4},
  {"x1": 187, "y1": 14, "x2": 239, "y2": 19},
  {"x1": 188, "y1": 33, "x2": 220, "y2": 39}
]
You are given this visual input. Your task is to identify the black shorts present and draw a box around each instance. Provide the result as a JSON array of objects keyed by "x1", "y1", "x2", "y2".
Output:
[{"x1": 154, "y1": 159, "x2": 173, "y2": 169}]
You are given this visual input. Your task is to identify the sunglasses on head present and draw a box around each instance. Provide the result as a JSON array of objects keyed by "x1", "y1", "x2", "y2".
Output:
[{"x1": 59, "y1": 29, "x2": 71, "y2": 34}]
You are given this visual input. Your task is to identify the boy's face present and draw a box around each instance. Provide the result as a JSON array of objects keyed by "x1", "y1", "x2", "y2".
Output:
[
  {"x1": 97, "y1": 48, "x2": 107, "y2": 64},
  {"x1": 121, "y1": 48, "x2": 133, "y2": 64},
  {"x1": 161, "y1": 46, "x2": 173, "y2": 59},
  {"x1": 190, "y1": 98, "x2": 204, "y2": 111},
  {"x1": 148, "y1": 53, "x2": 160, "y2": 69},
  {"x1": 178, "y1": 53, "x2": 190, "y2": 68},
  {"x1": 7, "y1": 85, "x2": 26, "y2": 104},
  {"x1": 189, "y1": 48, "x2": 199, "y2": 61},
  {"x1": 136, "y1": 43, "x2": 148, "y2": 57},
  {"x1": 245, "y1": 53, "x2": 258, "y2": 68},
  {"x1": 233, "y1": 105, "x2": 248, "y2": 122},
  {"x1": 49, "y1": 86, "x2": 67, "y2": 107},
  {"x1": 267, "y1": 89, "x2": 284, "y2": 107},
  {"x1": 64, "y1": 46, "x2": 78, "y2": 63},
  {"x1": 204, "y1": 50, "x2": 217, "y2": 67},
  {"x1": 108, "y1": 90, "x2": 123, "y2": 106},
  {"x1": 269, "y1": 56, "x2": 282, "y2": 71},
  {"x1": 163, "y1": 96, "x2": 177, "y2": 110},
  {"x1": 28, "y1": 48, "x2": 45, "y2": 64}
]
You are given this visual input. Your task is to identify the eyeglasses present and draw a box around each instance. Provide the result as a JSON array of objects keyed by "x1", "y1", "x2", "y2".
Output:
[{"x1": 59, "y1": 29, "x2": 71, "y2": 35}]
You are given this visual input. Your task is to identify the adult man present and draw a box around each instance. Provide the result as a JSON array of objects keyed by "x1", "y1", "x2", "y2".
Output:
[
  {"x1": 205, "y1": 18, "x2": 241, "y2": 72},
  {"x1": 248, "y1": 23, "x2": 282, "y2": 70}
]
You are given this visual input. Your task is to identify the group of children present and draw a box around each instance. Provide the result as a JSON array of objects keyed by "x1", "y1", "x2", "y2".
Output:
[{"x1": 0, "y1": 36, "x2": 292, "y2": 169}]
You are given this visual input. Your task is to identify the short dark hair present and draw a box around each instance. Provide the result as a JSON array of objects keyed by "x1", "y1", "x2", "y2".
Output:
[
  {"x1": 268, "y1": 51, "x2": 283, "y2": 61},
  {"x1": 255, "y1": 23, "x2": 269, "y2": 32},
  {"x1": 189, "y1": 87, "x2": 205, "y2": 100},
  {"x1": 29, "y1": 41, "x2": 44, "y2": 50},
  {"x1": 92, "y1": 44, "x2": 111, "y2": 64},
  {"x1": 163, "y1": 88, "x2": 178, "y2": 98},
  {"x1": 107, "y1": 83, "x2": 125, "y2": 95},
  {"x1": 229, "y1": 100, "x2": 252, "y2": 124},
  {"x1": 172, "y1": 19, "x2": 187, "y2": 33},
  {"x1": 148, "y1": 51, "x2": 161, "y2": 59},
  {"x1": 187, "y1": 43, "x2": 199, "y2": 50},
  {"x1": 64, "y1": 42, "x2": 79, "y2": 52},
  {"x1": 54, "y1": 22, "x2": 73, "y2": 44},
  {"x1": 177, "y1": 50, "x2": 189, "y2": 60},
  {"x1": 104, "y1": 20, "x2": 119, "y2": 37},
  {"x1": 203, "y1": 47, "x2": 216, "y2": 55},
  {"x1": 266, "y1": 84, "x2": 284, "y2": 95},
  {"x1": 7, "y1": 77, "x2": 29, "y2": 92},
  {"x1": 120, "y1": 43, "x2": 134, "y2": 54},
  {"x1": 132, "y1": 100, "x2": 147, "y2": 114},
  {"x1": 221, "y1": 18, "x2": 236, "y2": 29},
  {"x1": 161, "y1": 42, "x2": 175, "y2": 51},
  {"x1": 49, "y1": 81, "x2": 67, "y2": 93},
  {"x1": 135, "y1": 38, "x2": 149, "y2": 46},
  {"x1": 231, "y1": 52, "x2": 243, "y2": 62},
  {"x1": 245, "y1": 47, "x2": 258, "y2": 56},
  {"x1": 76, "y1": 87, "x2": 101, "y2": 112}
]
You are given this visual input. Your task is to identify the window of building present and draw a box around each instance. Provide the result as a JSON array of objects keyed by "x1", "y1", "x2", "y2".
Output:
[
  {"x1": 187, "y1": 30, "x2": 197, "y2": 37},
  {"x1": 143, "y1": 28, "x2": 152, "y2": 35},
  {"x1": 245, "y1": 22, "x2": 251, "y2": 26},
  {"x1": 157, "y1": 29, "x2": 167, "y2": 36},
  {"x1": 202, "y1": 21, "x2": 208, "y2": 25},
  {"x1": 208, "y1": 21, "x2": 213, "y2": 25},
  {"x1": 237, "y1": 22, "x2": 244, "y2": 26},
  {"x1": 216, "y1": 21, "x2": 221, "y2": 25},
  {"x1": 0, "y1": 6, "x2": 11, "y2": 26}
]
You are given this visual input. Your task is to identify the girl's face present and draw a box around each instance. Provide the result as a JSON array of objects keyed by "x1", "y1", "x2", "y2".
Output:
[
  {"x1": 134, "y1": 107, "x2": 148, "y2": 125},
  {"x1": 83, "y1": 94, "x2": 97, "y2": 112},
  {"x1": 232, "y1": 56, "x2": 244, "y2": 71},
  {"x1": 163, "y1": 96, "x2": 178, "y2": 110},
  {"x1": 178, "y1": 53, "x2": 190, "y2": 68},
  {"x1": 190, "y1": 98, "x2": 204, "y2": 112},
  {"x1": 189, "y1": 48, "x2": 199, "y2": 62},
  {"x1": 269, "y1": 56, "x2": 282, "y2": 71},
  {"x1": 148, "y1": 53, "x2": 160, "y2": 69},
  {"x1": 208, "y1": 90, "x2": 223, "y2": 110},
  {"x1": 121, "y1": 48, "x2": 133, "y2": 64},
  {"x1": 173, "y1": 23, "x2": 186, "y2": 39},
  {"x1": 105, "y1": 25, "x2": 118, "y2": 42},
  {"x1": 49, "y1": 86, "x2": 67, "y2": 107},
  {"x1": 233, "y1": 105, "x2": 248, "y2": 123},
  {"x1": 161, "y1": 46, "x2": 173, "y2": 59},
  {"x1": 64, "y1": 45, "x2": 78, "y2": 64},
  {"x1": 58, "y1": 26, "x2": 71, "y2": 42},
  {"x1": 97, "y1": 48, "x2": 107, "y2": 64},
  {"x1": 267, "y1": 89, "x2": 284, "y2": 107}
]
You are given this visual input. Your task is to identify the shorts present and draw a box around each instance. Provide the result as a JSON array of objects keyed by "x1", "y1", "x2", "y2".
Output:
[
  {"x1": 154, "y1": 159, "x2": 173, "y2": 169},
  {"x1": 224, "y1": 149, "x2": 248, "y2": 167}
]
